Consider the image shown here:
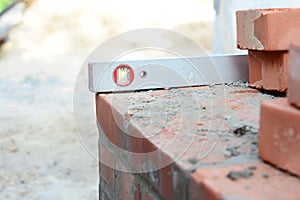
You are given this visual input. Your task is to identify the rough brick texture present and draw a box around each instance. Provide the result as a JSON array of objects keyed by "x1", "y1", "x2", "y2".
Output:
[
  {"x1": 99, "y1": 143, "x2": 163, "y2": 200},
  {"x1": 288, "y1": 43, "x2": 300, "y2": 109},
  {"x1": 190, "y1": 162, "x2": 300, "y2": 200},
  {"x1": 259, "y1": 98, "x2": 300, "y2": 177},
  {"x1": 99, "y1": 143, "x2": 116, "y2": 192},
  {"x1": 248, "y1": 50, "x2": 288, "y2": 92},
  {"x1": 236, "y1": 8, "x2": 300, "y2": 51},
  {"x1": 97, "y1": 85, "x2": 300, "y2": 200}
]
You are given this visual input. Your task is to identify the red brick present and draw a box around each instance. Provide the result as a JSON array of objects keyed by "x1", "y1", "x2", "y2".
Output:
[
  {"x1": 158, "y1": 166, "x2": 175, "y2": 200},
  {"x1": 118, "y1": 170, "x2": 161, "y2": 200},
  {"x1": 288, "y1": 43, "x2": 300, "y2": 109},
  {"x1": 127, "y1": 124, "x2": 146, "y2": 153},
  {"x1": 236, "y1": 8, "x2": 300, "y2": 51},
  {"x1": 119, "y1": 171, "x2": 141, "y2": 200},
  {"x1": 190, "y1": 170, "x2": 222, "y2": 200},
  {"x1": 157, "y1": 164, "x2": 188, "y2": 200},
  {"x1": 99, "y1": 143, "x2": 116, "y2": 191},
  {"x1": 248, "y1": 50, "x2": 288, "y2": 91},
  {"x1": 96, "y1": 94, "x2": 127, "y2": 150},
  {"x1": 190, "y1": 162, "x2": 300, "y2": 199},
  {"x1": 127, "y1": 133, "x2": 168, "y2": 173},
  {"x1": 117, "y1": 159, "x2": 160, "y2": 200},
  {"x1": 259, "y1": 98, "x2": 300, "y2": 177}
]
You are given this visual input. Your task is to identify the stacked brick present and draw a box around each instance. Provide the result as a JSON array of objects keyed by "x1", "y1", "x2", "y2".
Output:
[
  {"x1": 236, "y1": 8, "x2": 300, "y2": 92},
  {"x1": 259, "y1": 43, "x2": 300, "y2": 177},
  {"x1": 236, "y1": 7, "x2": 300, "y2": 177},
  {"x1": 96, "y1": 87, "x2": 300, "y2": 200}
]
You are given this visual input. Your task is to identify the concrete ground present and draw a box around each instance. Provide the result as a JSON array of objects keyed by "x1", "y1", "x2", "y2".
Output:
[{"x1": 0, "y1": 0, "x2": 214, "y2": 199}]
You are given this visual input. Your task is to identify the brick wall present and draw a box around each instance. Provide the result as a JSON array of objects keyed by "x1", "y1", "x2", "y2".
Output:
[
  {"x1": 96, "y1": 84, "x2": 300, "y2": 200},
  {"x1": 236, "y1": 8, "x2": 300, "y2": 92}
]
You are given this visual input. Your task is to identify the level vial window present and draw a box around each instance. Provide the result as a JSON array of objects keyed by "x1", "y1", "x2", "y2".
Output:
[{"x1": 113, "y1": 64, "x2": 134, "y2": 86}]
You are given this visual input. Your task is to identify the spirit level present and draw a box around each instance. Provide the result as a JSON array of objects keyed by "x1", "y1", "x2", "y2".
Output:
[{"x1": 88, "y1": 54, "x2": 248, "y2": 93}]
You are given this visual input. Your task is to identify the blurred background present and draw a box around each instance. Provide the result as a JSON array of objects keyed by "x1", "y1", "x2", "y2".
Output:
[{"x1": 0, "y1": 0, "x2": 215, "y2": 199}]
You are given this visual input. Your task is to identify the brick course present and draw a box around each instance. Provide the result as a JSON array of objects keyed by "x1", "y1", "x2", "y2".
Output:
[{"x1": 96, "y1": 86, "x2": 300, "y2": 199}]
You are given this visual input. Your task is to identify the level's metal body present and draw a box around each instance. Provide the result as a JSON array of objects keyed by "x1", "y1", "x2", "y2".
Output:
[{"x1": 88, "y1": 54, "x2": 248, "y2": 93}]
